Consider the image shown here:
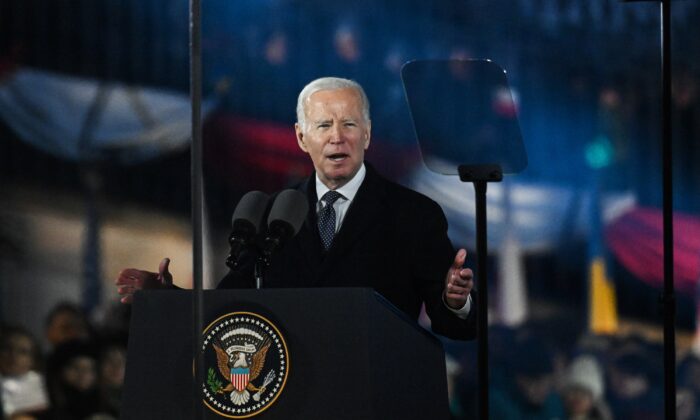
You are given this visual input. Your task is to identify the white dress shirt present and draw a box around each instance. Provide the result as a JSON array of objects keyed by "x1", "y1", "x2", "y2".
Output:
[{"x1": 315, "y1": 163, "x2": 366, "y2": 232}]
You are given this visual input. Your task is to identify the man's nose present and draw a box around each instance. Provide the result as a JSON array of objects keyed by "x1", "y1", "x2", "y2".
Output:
[{"x1": 328, "y1": 124, "x2": 344, "y2": 143}]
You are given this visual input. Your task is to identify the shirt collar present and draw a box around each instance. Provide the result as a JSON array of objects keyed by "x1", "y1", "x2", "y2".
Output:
[{"x1": 315, "y1": 163, "x2": 366, "y2": 203}]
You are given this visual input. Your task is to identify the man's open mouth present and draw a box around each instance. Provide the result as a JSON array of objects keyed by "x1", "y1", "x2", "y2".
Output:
[{"x1": 327, "y1": 153, "x2": 348, "y2": 162}]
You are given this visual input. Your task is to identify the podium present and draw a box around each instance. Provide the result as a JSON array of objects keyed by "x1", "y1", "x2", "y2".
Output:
[{"x1": 121, "y1": 288, "x2": 450, "y2": 419}]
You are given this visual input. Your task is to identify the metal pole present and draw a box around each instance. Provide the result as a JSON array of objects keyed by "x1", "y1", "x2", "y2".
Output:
[
  {"x1": 660, "y1": 0, "x2": 676, "y2": 418},
  {"x1": 474, "y1": 180, "x2": 489, "y2": 420},
  {"x1": 189, "y1": 0, "x2": 204, "y2": 418}
]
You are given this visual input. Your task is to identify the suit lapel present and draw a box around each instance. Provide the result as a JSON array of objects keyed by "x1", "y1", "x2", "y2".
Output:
[
  {"x1": 293, "y1": 164, "x2": 389, "y2": 286},
  {"x1": 321, "y1": 165, "x2": 388, "y2": 272},
  {"x1": 294, "y1": 176, "x2": 325, "y2": 276}
]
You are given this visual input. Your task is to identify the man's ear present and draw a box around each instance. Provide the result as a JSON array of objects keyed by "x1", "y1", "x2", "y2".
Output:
[
  {"x1": 295, "y1": 123, "x2": 308, "y2": 153},
  {"x1": 363, "y1": 120, "x2": 371, "y2": 150}
]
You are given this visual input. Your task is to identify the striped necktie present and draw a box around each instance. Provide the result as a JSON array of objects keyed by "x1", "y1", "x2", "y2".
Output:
[{"x1": 317, "y1": 190, "x2": 344, "y2": 250}]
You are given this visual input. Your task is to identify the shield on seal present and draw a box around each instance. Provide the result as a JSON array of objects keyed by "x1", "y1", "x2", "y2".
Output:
[{"x1": 230, "y1": 367, "x2": 250, "y2": 392}]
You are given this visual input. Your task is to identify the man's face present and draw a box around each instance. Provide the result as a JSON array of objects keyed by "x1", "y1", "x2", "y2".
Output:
[
  {"x1": 295, "y1": 87, "x2": 370, "y2": 189},
  {"x1": 46, "y1": 310, "x2": 89, "y2": 346},
  {"x1": 62, "y1": 356, "x2": 97, "y2": 391}
]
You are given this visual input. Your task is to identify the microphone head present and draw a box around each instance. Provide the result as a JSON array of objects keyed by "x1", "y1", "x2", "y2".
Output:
[
  {"x1": 232, "y1": 191, "x2": 270, "y2": 235},
  {"x1": 267, "y1": 189, "x2": 309, "y2": 238}
]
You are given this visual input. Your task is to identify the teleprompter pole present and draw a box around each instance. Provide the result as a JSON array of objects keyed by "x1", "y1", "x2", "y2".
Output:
[{"x1": 458, "y1": 164, "x2": 503, "y2": 420}]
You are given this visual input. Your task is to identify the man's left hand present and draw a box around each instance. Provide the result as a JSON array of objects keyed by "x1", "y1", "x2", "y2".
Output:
[{"x1": 444, "y1": 249, "x2": 474, "y2": 309}]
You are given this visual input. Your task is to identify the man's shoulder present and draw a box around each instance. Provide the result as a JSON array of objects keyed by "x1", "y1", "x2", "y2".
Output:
[
  {"x1": 384, "y1": 177, "x2": 437, "y2": 204},
  {"x1": 367, "y1": 165, "x2": 444, "y2": 214}
]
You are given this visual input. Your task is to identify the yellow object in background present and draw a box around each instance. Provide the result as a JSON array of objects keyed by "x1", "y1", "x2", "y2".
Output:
[{"x1": 589, "y1": 257, "x2": 619, "y2": 334}]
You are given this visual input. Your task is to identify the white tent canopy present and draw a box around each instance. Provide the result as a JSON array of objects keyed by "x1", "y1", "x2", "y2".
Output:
[{"x1": 0, "y1": 68, "x2": 214, "y2": 163}]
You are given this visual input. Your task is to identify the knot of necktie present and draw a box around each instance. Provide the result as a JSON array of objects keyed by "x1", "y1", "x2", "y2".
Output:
[{"x1": 322, "y1": 190, "x2": 343, "y2": 206}]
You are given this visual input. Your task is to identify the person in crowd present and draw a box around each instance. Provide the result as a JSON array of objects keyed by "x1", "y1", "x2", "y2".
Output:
[
  {"x1": 561, "y1": 354, "x2": 612, "y2": 420},
  {"x1": 676, "y1": 386, "x2": 700, "y2": 420},
  {"x1": 677, "y1": 351, "x2": 700, "y2": 420},
  {"x1": 489, "y1": 335, "x2": 565, "y2": 419},
  {"x1": 95, "y1": 338, "x2": 127, "y2": 418},
  {"x1": 44, "y1": 303, "x2": 91, "y2": 350},
  {"x1": 678, "y1": 351, "x2": 700, "y2": 400},
  {"x1": 44, "y1": 340, "x2": 101, "y2": 420},
  {"x1": 605, "y1": 348, "x2": 663, "y2": 420},
  {"x1": 116, "y1": 76, "x2": 477, "y2": 340},
  {"x1": 0, "y1": 326, "x2": 49, "y2": 418}
]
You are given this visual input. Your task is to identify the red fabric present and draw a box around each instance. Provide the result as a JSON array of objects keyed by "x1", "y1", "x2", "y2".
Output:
[
  {"x1": 203, "y1": 114, "x2": 311, "y2": 191},
  {"x1": 605, "y1": 207, "x2": 700, "y2": 294},
  {"x1": 203, "y1": 113, "x2": 419, "y2": 191}
]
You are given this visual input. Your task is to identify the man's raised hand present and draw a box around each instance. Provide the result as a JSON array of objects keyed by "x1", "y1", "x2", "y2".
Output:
[
  {"x1": 444, "y1": 249, "x2": 474, "y2": 310},
  {"x1": 115, "y1": 258, "x2": 173, "y2": 304}
]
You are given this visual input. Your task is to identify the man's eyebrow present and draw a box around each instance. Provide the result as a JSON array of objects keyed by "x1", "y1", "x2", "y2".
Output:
[{"x1": 313, "y1": 119, "x2": 332, "y2": 125}]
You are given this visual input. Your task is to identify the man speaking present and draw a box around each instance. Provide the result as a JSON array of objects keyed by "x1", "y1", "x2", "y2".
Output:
[{"x1": 117, "y1": 77, "x2": 476, "y2": 340}]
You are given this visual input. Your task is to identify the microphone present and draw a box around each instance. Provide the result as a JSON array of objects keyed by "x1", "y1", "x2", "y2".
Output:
[
  {"x1": 263, "y1": 189, "x2": 309, "y2": 256},
  {"x1": 226, "y1": 191, "x2": 270, "y2": 268}
]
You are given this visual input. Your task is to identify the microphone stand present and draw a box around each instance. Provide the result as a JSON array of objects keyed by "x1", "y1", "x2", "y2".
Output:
[
  {"x1": 254, "y1": 256, "x2": 269, "y2": 289},
  {"x1": 458, "y1": 163, "x2": 502, "y2": 420},
  {"x1": 254, "y1": 235, "x2": 282, "y2": 290},
  {"x1": 226, "y1": 227, "x2": 291, "y2": 290},
  {"x1": 225, "y1": 234, "x2": 266, "y2": 288},
  {"x1": 256, "y1": 222, "x2": 295, "y2": 290}
]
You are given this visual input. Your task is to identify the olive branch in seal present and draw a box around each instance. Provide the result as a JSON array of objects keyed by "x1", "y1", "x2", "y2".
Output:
[{"x1": 207, "y1": 367, "x2": 224, "y2": 394}]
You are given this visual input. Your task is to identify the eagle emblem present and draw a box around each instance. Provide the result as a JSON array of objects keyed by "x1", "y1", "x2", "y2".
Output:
[
  {"x1": 201, "y1": 312, "x2": 289, "y2": 418},
  {"x1": 214, "y1": 338, "x2": 273, "y2": 405}
]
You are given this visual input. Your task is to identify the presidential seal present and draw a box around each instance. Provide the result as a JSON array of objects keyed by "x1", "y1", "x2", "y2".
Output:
[{"x1": 201, "y1": 312, "x2": 289, "y2": 418}]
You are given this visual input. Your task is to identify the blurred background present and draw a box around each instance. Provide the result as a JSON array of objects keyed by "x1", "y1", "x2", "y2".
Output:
[{"x1": 1, "y1": 0, "x2": 700, "y2": 418}]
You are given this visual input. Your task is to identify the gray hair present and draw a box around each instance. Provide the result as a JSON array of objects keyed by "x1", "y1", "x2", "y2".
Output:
[{"x1": 296, "y1": 77, "x2": 370, "y2": 131}]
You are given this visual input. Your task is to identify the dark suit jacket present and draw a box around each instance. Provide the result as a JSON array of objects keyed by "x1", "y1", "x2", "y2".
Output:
[{"x1": 219, "y1": 164, "x2": 476, "y2": 340}]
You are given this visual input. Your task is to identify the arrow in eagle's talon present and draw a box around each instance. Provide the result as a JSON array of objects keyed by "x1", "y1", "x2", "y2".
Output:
[
  {"x1": 253, "y1": 388, "x2": 265, "y2": 401},
  {"x1": 252, "y1": 370, "x2": 276, "y2": 401}
]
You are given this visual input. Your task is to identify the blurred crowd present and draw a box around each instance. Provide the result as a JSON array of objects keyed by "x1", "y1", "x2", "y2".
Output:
[
  {"x1": 3, "y1": 301, "x2": 699, "y2": 419},
  {"x1": 0, "y1": 303, "x2": 129, "y2": 420},
  {"x1": 444, "y1": 324, "x2": 700, "y2": 420}
]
